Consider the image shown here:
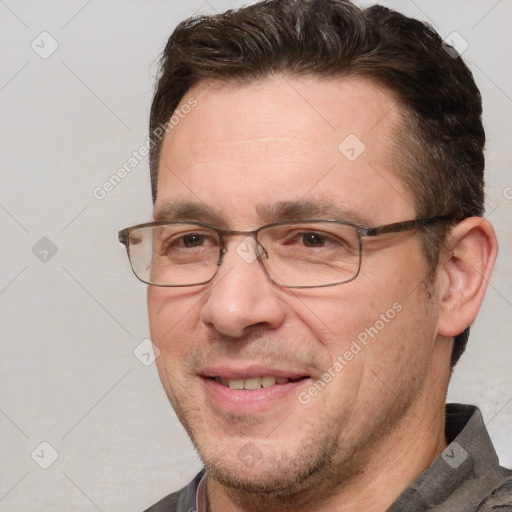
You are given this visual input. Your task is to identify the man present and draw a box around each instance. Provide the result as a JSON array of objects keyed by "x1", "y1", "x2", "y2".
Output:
[{"x1": 119, "y1": 0, "x2": 511, "y2": 510}]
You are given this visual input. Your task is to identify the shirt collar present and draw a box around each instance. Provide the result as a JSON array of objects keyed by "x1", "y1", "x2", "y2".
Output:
[
  {"x1": 387, "y1": 403, "x2": 501, "y2": 510},
  {"x1": 196, "y1": 472, "x2": 208, "y2": 512}
]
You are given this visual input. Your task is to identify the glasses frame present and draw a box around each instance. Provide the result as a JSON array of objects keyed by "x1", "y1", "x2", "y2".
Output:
[{"x1": 118, "y1": 215, "x2": 452, "y2": 288}]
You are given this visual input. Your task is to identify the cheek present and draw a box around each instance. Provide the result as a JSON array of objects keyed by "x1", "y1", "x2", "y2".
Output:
[
  {"x1": 288, "y1": 283, "x2": 400, "y2": 351},
  {"x1": 365, "y1": 285, "x2": 439, "y2": 385},
  {"x1": 147, "y1": 287, "x2": 204, "y2": 353},
  {"x1": 291, "y1": 265, "x2": 433, "y2": 377},
  {"x1": 149, "y1": 289, "x2": 207, "y2": 399}
]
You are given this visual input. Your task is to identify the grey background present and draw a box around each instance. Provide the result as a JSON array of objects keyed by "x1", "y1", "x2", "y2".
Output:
[{"x1": 0, "y1": 1, "x2": 510, "y2": 510}]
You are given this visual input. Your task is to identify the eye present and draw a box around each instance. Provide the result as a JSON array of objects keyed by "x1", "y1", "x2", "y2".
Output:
[
  {"x1": 300, "y1": 232, "x2": 330, "y2": 247},
  {"x1": 181, "y1": 233, "x2": 208, "y2": 247},
  {"x1": 273, "y1": 226, "x2": 350, "y2": 250},
  {"x1": 160, "y1": 229, "x2": 219, "y2": 255}
]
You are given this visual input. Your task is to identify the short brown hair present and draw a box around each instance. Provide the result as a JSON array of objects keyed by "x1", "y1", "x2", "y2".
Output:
[{"x1": 149, "y1": 0, "x2": 485, "y2": 366}]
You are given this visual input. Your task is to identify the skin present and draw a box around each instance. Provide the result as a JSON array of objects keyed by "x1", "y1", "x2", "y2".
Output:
[{"x1": 147, "y1": 75, "x2": 497, "y2": 511}]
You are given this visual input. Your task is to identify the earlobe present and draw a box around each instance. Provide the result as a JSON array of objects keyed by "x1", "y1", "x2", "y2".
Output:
[{"x1": 437, "y1": 217, "x2": 498, "y2": 338}]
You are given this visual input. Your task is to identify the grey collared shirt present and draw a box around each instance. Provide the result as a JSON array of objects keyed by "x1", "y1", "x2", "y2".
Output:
[{"x1": 143, "y1": 404, "x2": 512, "y2": 511}]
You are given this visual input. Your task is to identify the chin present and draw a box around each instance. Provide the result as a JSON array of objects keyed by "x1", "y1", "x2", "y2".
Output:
[
  {"x1": 197, "y1": 434, "x2": 337, "y2": 497},
  {"x1": 206, "y1": 460, "x2": 310, "y2": 495}
]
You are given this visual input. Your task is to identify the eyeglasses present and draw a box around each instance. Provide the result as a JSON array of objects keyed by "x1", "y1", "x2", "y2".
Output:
[{"x1": 118, "y1": 216, "x2": 450, "y2": 288}]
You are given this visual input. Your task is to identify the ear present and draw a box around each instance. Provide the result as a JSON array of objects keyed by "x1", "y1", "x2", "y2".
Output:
[{"x1": 436, "y1": 217, "x2": 498, "y2": 337}]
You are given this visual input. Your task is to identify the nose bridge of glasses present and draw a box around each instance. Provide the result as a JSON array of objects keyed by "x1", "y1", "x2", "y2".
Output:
[{"x1": 217, "y1": 228, "x2": 267, "y2": 266}]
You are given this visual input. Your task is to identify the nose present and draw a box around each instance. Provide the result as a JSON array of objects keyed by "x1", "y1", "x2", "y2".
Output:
[{"x1": 200, "y1": 237, "x2": 286, "y2": 338}]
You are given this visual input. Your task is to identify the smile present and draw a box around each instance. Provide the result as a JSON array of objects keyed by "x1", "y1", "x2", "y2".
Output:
[
  {"x1": 213, "y1": 376, "x2": 305, "y2": 390},
  {"x1": 200, "y1": 367, "x2": 311, "y2": 414}
]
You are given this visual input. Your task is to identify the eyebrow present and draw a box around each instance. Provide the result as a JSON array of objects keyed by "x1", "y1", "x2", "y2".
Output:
[
  {"x1": 153, "y1": 199, "x2": 372, "y2": 226},
  {"x1": 153, "y1": 200, "x2": 225, "y2": 225},
  {"x1": 256, "y1": 200, "x2": 372, "y2": 225}
]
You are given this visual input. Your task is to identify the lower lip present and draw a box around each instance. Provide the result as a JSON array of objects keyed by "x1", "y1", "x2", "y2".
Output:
[{"x1": 202, "y1": 377, "x2": 310, "y2": 414}]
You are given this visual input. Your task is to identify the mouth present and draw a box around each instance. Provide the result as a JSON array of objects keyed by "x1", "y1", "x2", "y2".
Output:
[{"x1": 200, "y1": 367, "x2": 311, "y2": 414}]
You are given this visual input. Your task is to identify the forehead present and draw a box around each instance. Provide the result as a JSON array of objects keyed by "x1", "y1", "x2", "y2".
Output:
[{"x1": 154, "y1": 75, "x2": 414, "y2": 226}]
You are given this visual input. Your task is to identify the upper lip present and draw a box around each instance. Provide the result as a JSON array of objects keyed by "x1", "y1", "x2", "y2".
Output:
[{"x1": 200, "y1": 364, "x2": 311, "y2": 380}]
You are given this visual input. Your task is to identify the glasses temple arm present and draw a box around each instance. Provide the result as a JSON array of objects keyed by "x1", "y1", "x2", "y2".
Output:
[{"x1": 365, "y1": 215, "x2": 453, "y2": 236}]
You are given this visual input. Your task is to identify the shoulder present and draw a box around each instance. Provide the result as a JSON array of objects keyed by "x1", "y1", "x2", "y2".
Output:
[
  {"x1": 142, "y1": 491, "x2": 180, "y2": 512},
  {"x1": 142, "y1": 471, "x2": 204, "y2": 512},
  {"x1": 477, "y1": 469, "x2": 512, "y2": 511}
]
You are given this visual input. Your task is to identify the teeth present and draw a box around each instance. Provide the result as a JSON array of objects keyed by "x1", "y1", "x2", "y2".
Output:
[
  {"x1": 261, "y1": 376, "x2": 276, "y2": 388},
  {"x1": 228, "y1": 379, "x2": 244, "y2": 390},
  {"x1": 244, "y1": 377, "x2": 261, "y2": 390},
  {"x1": 221, "y1": 376, "x2": 290, "y2": 389}
]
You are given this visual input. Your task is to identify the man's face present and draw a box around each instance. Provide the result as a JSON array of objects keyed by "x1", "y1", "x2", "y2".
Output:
[{"x1": 148, "y1": 76, "x2": 445, "y2": 494}]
